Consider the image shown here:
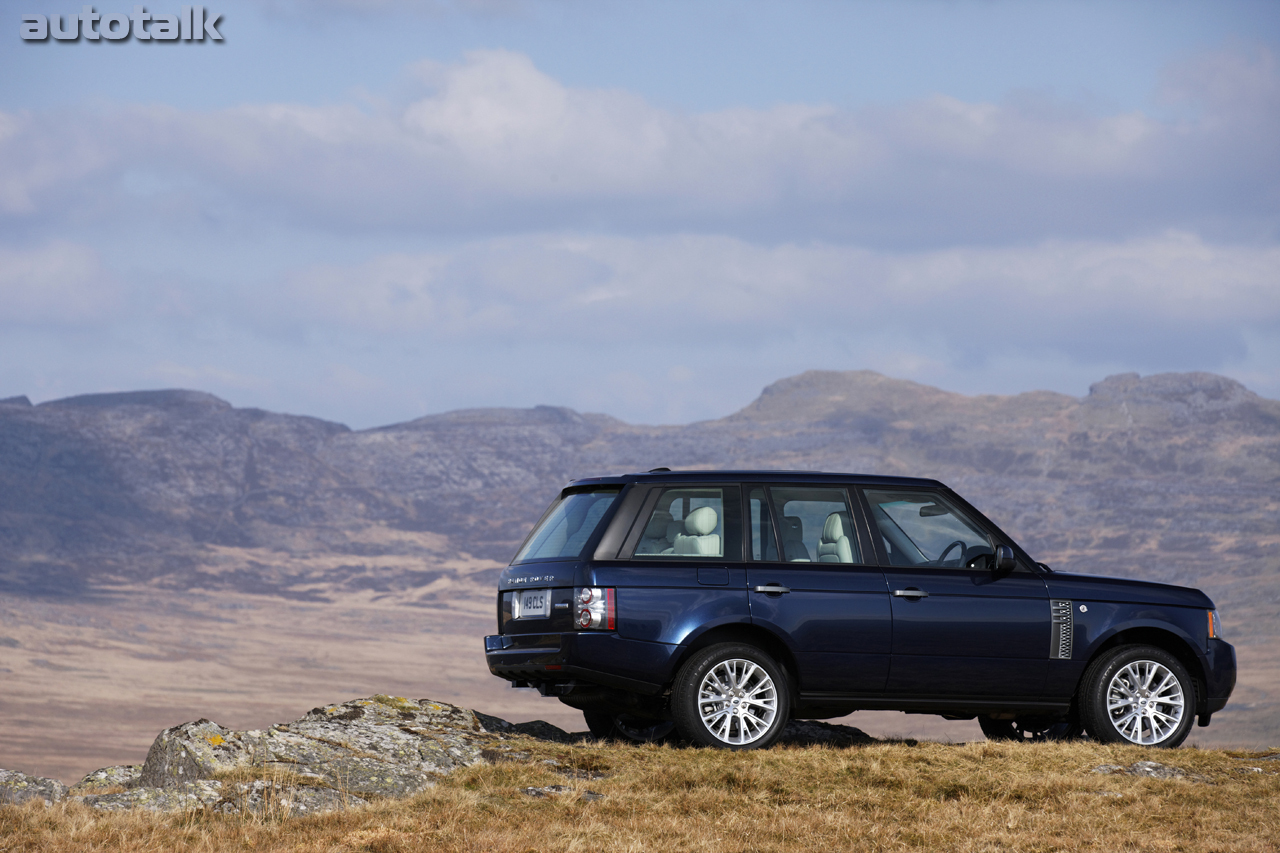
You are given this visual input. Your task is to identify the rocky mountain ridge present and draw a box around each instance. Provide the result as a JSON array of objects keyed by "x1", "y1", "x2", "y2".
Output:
[{"x1": 1, "y1": 370, "x2": 1276, "y2": 608}]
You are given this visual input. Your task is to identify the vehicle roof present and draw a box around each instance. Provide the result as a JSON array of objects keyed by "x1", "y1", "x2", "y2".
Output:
[{"x1": 565, "y1": 470, "x2": 947, "y2": 489}]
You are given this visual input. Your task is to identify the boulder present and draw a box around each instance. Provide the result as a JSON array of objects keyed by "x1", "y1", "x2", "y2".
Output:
[
  {"x1": 129, "y1": 695, "x2": 505, "y2": 805},
  {"x1": 136, "y1": 719, "x2": 257, "y2": 788},
  {"x1": 0, "y1": 769, "x2": 68, "y2": 805},
  {"x1": 79, "y1": 780, "x2": 225, "y2": 813},
  {"x1": 69, "y1": 765, "x2": 143, "y2": 795},
  {"x1": 5, "y1": 695, "x2": 581, "y2": 814},
  {"x1": 80, "y1": 779, "x2": 361, "y2": 815}
]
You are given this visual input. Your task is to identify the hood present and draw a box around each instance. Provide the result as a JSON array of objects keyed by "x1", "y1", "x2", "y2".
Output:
[{"x1": 1044, "y1": 572, "x2": 1214, "y2": 609}]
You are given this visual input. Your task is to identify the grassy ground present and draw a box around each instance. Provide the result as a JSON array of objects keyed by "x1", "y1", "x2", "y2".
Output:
[{"x1": 3, "y1": 738, "x2": 1277, "y2": 853}]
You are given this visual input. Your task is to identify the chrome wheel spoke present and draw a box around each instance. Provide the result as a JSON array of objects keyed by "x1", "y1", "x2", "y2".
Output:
[
  {"x1": 1106, "y1": 660, "x2": 1184, "y2": 745},
  {"x1": 697, "y1": 658, "x2": 778, "y2": 745}
]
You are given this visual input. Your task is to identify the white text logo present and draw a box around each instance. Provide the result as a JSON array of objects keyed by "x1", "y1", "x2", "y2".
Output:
[{"x1": 21, "y1": 6, "x2": 223, "y2": 41}]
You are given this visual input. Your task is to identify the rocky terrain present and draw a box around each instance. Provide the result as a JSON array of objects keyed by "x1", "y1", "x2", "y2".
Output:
[
  {"x1": 0, "y1": 369, "x2": 1277, "y2": 774},
  {"x1": 0, "y1": 694, "x2": 874, "y2": 814}
]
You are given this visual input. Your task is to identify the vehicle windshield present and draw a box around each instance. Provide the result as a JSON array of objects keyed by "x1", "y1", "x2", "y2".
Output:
[{"x1": 512, "y1": 488, "x2": 621, "y2": 563}]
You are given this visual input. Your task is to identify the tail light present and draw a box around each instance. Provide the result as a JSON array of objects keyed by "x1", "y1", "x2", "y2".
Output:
[
  {"x1": 575, "y1": 587, "x2": 615, "y2": 630},
  {"x1": 1208, "y1": 609, "x2": 1224, "y2": 641}
]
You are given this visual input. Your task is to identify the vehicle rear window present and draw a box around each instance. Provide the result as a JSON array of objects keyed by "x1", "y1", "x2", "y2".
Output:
[{"x1": 512, "y1": 488, "x2": 621, "y2": 563}]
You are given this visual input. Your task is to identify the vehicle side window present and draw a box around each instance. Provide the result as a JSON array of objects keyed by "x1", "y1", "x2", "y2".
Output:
[
  {"x1": 632, "y1": 487, "x2": 738, "y2": 559},
  {"x1": 748, "y1": 488, "x2": 779, "y2": 561},
  {"x1": 766, "y1": 487, "x2": 861, "y2": 564},
  {"x1": 863, "y1": 490, "x2": 993, "y2": 568}
]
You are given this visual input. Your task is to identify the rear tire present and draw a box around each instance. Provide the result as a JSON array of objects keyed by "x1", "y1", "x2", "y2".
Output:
[
  {"x1": 978, "y1": 714, "x2": 1084, "y2": 742},
  {"x1": 671, "y1": 643, "x2": 790, "y2": 750},
  {"x1": 1079, "y1": 645, "x2": 1195, "y2": 748}
]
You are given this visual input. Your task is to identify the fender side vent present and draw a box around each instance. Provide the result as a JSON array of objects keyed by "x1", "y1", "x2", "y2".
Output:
[{"x1": 1050, "y1": 599, "x2": 1073, "y2": 660}]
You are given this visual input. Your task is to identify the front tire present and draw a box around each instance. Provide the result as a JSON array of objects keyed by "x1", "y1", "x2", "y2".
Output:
[
  {"x1": 671, "y1": 643, "x2": 790, "y2": 750},
  {"x1": 1079, "y1": 645, "x2": 1195, "y2": 748}
]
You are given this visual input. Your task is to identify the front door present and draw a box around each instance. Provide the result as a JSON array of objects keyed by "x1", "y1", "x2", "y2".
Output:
[
  {"x1": 745, "y1": 486, "x2": 891, "y2": 694},
  {"x1": 862, "y1": 488, "x2": 1050, "y2": 698}
]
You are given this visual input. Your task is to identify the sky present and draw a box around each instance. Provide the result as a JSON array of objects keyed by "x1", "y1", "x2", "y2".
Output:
[{"x1": 1, "y1": 0, "x2": 1278, "y2": 428}]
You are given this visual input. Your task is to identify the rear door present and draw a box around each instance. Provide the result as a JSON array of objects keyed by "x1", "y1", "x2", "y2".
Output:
[
  {"x1": 861, "y1": 488, "x2": 1049, "y2": 698},
  {"x1": 745, "y1": 485, "x2": 891, "y2": 694},
  {"x1": 603, "y1": 484, "x2": 748, "y2": 646}
]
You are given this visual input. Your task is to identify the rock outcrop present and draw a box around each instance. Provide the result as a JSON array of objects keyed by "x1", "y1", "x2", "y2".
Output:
[
  {"x1": 137, "y1": 695, "x2": 496, "y2": 800},
  {"x1": 0, "y1": 694, "x2": 882, "y2": 815},
  {"x1": 1, "y1": 695, "x2": 566, "y2": 815},
  {"x1": 0, "y1": 769, "x2": 68, "y2": 805}
]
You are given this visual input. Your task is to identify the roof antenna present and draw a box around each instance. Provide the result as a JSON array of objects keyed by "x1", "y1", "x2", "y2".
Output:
[{"x1": 647, "y1": 467, "x2": 672, "y2": 473}]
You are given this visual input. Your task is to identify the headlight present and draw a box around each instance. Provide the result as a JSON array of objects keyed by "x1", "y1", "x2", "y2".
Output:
[{"x1": 1208, "y1": 609, "x2": 1224, "y2": 642}]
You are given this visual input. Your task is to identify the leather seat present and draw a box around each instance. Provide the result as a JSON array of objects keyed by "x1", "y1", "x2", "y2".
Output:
[
  {"x1": 635, "y1": 509, "x2": 676, "y2": 555},
  {"x1": 673, "y1": 506, "x2": 721, "y2": 556},
  {"x1": 816, "y1": 511, "x2": 854, "y2": 563},
  {"x1": 781, "y1": 515, "x2": 811, "y2": 562}
]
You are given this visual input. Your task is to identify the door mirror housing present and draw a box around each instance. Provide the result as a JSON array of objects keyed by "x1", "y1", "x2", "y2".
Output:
[{"x1": 992, "y1": 544, "x2": 1017, "y2": 576}]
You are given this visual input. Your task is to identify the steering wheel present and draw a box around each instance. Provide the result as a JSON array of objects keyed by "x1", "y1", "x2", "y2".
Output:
[{"x1": 937, "y1": 539, "x2": 967, "y2": 565}]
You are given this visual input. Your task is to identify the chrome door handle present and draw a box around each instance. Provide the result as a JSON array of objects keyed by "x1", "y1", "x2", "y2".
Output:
[
  {"x1": 753, "y1": 585, "x2": 791, "y2": 594},
  {"x1": 892, "y1": 588, "x2": 929, "y2": 599}
]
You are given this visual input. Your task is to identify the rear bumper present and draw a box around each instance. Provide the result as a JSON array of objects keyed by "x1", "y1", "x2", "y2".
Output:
[{"x1": 484, "y1": 631, "x2": 676, "y2": 695}]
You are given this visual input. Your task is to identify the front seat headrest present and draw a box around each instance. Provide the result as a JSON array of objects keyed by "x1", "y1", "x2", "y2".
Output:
[{"x1": 685, "y1": 506, "x2": 719, "y2": 536}]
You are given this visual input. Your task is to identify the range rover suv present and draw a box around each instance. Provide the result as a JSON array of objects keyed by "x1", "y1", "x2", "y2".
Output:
[{"x1": 484, "y1": 470, "x2": 1235, "y2": 749}]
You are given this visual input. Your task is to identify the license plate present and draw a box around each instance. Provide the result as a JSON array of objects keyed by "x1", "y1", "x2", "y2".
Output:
[{"x1": 513, "y1": 589, "x2": 550, "y2": 619}]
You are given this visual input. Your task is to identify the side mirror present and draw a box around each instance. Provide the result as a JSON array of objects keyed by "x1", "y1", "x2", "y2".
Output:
[{"x1": 993, "y1": 544, "x2": 1016, "y2": 576}]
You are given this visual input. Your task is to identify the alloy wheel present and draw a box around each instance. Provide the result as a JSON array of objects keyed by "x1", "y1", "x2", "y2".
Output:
[
  {"x1": 1105, "y1": 659, "x2": 1185, "y2": 745},
  {"x1": 696, "y1": 658, "x2": 779, "y2": 746}
]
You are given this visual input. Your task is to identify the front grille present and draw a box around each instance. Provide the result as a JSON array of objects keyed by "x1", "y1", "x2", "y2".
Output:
[{"x1": 1050, "y1": 599, "x2": 1073, "y2": 660}]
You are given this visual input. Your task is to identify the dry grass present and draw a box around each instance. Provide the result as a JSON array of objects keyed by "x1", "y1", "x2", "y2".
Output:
[{"x1": 3, "y1": 738, "x2": 1278, "y2": 853}]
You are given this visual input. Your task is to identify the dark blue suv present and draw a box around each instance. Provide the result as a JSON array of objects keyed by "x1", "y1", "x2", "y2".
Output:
[{"x1": 484, "y1": 471, "x2": 1235, "y2": 749}]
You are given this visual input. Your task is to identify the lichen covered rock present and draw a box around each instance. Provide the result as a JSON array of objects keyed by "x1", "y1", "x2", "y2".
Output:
[
  {"x1": 70, "y1": 765, "x2": 143, "y2": 795},
  {"x1": 80, "y1": 780, "x2": 225, "y2": 812},
  {"x1": 137, "y1": 719, "x2": 258, "y2": 789},
  {"x1": 5, "y1": 695, "x2": 570, "y2": 815},
  {"x1": 216, "y1": 780, "x2": 364, "y2": 815},
  {"x1": 80, "y1": 779, "x2": 361, "y2": 815},
  {"x1": 126, "y1": 695, "x2": 508, "y2": 807},
  {"x1": 0, "y1": 769, "x2": 68, "y2": 805}
]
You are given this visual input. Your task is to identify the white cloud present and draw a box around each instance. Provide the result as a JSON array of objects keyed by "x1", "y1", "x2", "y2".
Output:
[
  {"x1": 0, "y1": 242, "x2": 123, "y2": 326},
  {"x1": 0, "y1": 47, "x2": 1275, "y2": 243},
  {"x1": 2, "y1": 230, "x2": 1274, "y2": 426},
  {"x1": 248, "y1": 231, "x2": 1280, "y2": 368}
]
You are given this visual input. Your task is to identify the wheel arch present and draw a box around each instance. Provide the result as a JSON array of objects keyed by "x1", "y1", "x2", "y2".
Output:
[
  {"x1": 1083, "y1": 625, "x2": 1208, "y2": 718},
  {"x1": 669, "y1": 624, "x2": 800, "y2": 700}
]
